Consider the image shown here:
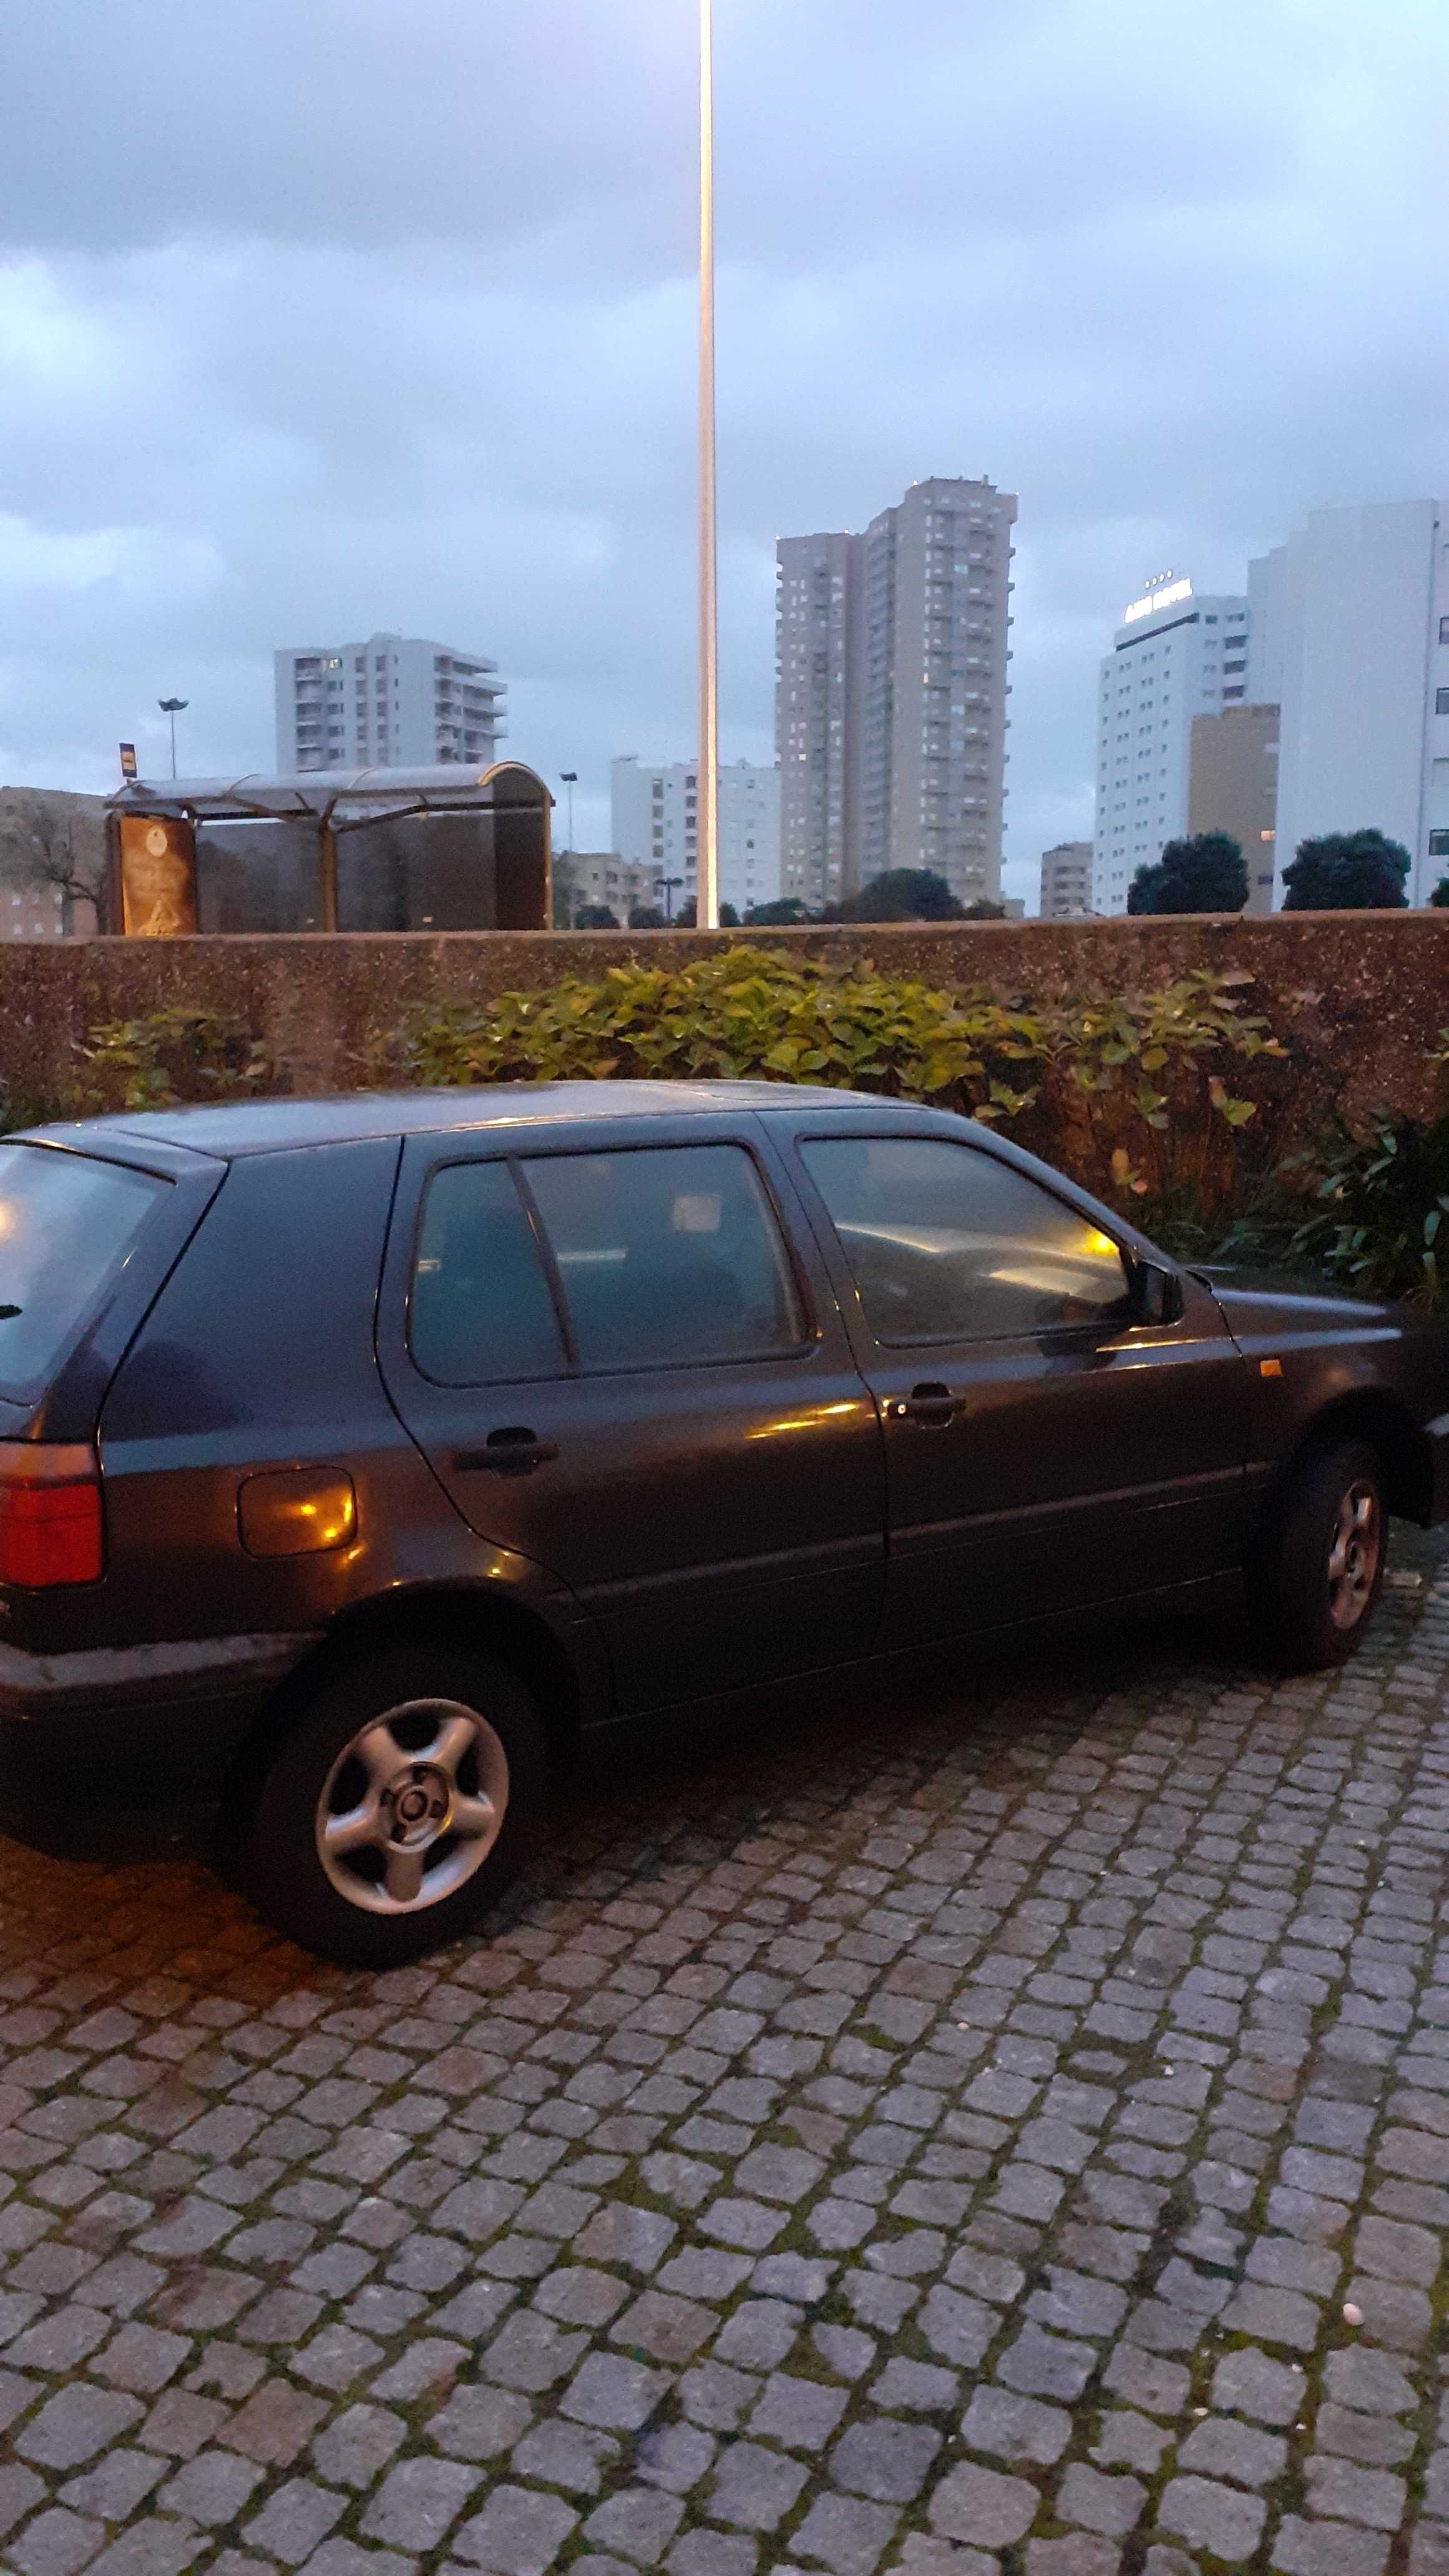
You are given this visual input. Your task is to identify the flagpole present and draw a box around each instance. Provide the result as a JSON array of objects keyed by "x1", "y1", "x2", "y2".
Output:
[{"x1": 697, "y1": 0, "x2": 720, "y2": 928}]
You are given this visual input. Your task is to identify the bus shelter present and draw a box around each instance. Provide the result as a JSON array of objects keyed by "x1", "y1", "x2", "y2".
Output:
[{"x1": 106, "y1": 763, "x2": 552, "y2": 936}]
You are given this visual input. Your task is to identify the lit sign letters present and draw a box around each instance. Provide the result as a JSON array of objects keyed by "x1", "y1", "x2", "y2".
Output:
[{"x1": 1123, "y1": 576, "x2": 1194, "y2": 625}]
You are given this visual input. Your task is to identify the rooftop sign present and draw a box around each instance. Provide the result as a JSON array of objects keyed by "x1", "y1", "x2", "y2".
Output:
[{"x1": 1123, "y1": 573, "x2": 1193, "y2": 625}]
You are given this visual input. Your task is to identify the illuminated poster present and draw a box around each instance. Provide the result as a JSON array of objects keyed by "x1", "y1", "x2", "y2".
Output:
[{"x1": 117, "y1": 816, "x2": 197, "y2": 937}]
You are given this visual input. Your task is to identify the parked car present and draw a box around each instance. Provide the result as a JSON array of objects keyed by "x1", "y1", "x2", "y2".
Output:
[{"x1": 1, "y1": 1083, "x2": 1446, "y2": 1964}]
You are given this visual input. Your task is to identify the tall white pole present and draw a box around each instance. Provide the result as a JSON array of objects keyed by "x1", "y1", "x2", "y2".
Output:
[{"x1": 698, "y1": 0, "x2": 720, "y2": 929}]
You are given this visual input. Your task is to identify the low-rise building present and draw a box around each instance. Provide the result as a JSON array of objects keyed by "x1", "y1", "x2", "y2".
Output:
[
  {"x1": 1038, "y1": 841, "x2": 1094, "y2": 919},
  {"x1": 555, "y1": 852, "x2": 665, "y2": 926},
  {"x1": 1188, "y1": 704, "x2": 1280, "y2": 915}
]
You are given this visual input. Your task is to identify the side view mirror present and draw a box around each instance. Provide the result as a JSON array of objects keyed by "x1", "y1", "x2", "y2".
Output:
[{"x1": 1128, "y1": 1257, "x2": 1184, "y2": 1328}]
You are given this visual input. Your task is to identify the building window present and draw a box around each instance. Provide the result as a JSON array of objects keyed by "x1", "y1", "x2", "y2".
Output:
[
  {"x1": 1438, "y1": 689, "x2": 1449, "y2": 716},
  {"x1": 1431, "y1": 831, "x2": 1449, "y2": 857},
  {"x1": 1440, "y1": 616, "x2": 1449, "y2": 645}
]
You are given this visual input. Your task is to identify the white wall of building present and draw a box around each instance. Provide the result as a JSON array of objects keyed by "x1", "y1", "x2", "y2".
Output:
[
  {"x1": 612, "y1": 759, "x2": 782, "y2": 917},
  {"x1": 275, "y1": 634, "x2": 505, "y2": 773},
  {"x1": 1092, "y1": 582, "x2": 1250, "y2": 914},
  {"x1": 1249, "y1": 502, "x2": 1449, "y2": 904}
]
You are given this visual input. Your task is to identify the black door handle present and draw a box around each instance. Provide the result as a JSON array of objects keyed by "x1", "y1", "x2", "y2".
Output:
[
  {"x1": 453, "y1": 1429, "x2": 560, "y2": 1476},
  {"x1": 894, "y1": 1382, "x2": 962, "y2": 1428}
]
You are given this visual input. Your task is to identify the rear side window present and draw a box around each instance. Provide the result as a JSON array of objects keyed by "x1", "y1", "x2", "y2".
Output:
[
  {"x1": 524, "y1": 1144, "x2": 805, "y2": 1371},
  {"x1": 0, "y1": 1145, "x2": 168, "y2": 1397},
  {"x1": 412, "y1": 1161, "x2": 565, "y2": 1387},
  {"x1": 801, "y1": 1136, "x2": 1129, "y2": 1343}
]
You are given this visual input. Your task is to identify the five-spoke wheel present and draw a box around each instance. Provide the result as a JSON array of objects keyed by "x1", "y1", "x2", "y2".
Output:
[
  {"x1": 238, "y1": 1642, "x2": 547, "y2": 1965},
  {"x1": 1247, "y1": 1435, "x2": 1388, "y2": 1673},
  {"x1": 316, "y1": 1699, "x2": 510, "y2": 1915}
]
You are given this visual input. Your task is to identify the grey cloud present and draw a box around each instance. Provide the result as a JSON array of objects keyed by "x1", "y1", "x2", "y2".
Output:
[{"x1": 2, "y1": 0, "x2": 1447, "y2": 894}]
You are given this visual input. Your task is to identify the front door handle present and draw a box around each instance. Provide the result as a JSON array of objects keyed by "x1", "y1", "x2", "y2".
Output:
[
  {"x1": 894, "y1": 1383, "x2": 962, "y2": 1428},
  {"x1": 453, "y1": 1428, "x2": 560, "y2": 1476}
]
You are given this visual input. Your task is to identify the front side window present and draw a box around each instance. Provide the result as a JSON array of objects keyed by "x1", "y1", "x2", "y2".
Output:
[
  {"x1": 412, "y1": 1161, "x2": 565, "y2": 1387},
  {"x1": 801, "y1": 1136, "x2": 1131, "y2": 1345},
  {"x1": 524, "y1": 1144, "x2": 804, "y2": 1371}
]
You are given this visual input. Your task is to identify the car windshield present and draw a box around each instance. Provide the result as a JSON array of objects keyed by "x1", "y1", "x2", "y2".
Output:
[{"x1": 0, "y1": 1144, "x2": 170, "y2": 1398}]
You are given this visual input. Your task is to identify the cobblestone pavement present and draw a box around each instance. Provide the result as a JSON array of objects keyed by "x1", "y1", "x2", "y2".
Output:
[{"x1": 6, "y1": 1554, "x2": 1449, "y2": 2576}]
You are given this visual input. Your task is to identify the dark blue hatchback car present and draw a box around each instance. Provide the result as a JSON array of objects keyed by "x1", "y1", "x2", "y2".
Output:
[{"x1": 1, "y1": 1082, "x2": 1446, "y2": 1963}]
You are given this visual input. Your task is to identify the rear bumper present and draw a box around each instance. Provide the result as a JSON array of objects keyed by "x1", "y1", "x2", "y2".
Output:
[{"x1": 0, "y1": 1630, "x2": 318, "y2": 1857}]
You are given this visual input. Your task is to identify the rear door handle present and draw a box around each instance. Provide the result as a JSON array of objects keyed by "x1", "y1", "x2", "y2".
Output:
[
  {"x1": 453, "y1": 1429, "x2": 560, "y2": 1476},
  {"x1": 894, "y1": 1383, "x2": 962, "y2": 1428}
]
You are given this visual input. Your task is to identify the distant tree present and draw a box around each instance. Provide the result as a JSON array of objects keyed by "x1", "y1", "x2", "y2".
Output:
[
  {"x1": 1282, "y1": 829, "x2": 1410, "y2": 911},
  {"x1": 745, "y1": 897, "x2": 813, "y2": 926},
  {"x1": 573, "y1": 902, "x2": 620, "y2": 929},
  {"x1": 963, "y1": 899, "x2": 1008, "y2": 920},
  {"x1": 837, "y1": 869, "x2": 965, "y2": 923},
  {"x1": 1126, "y1": 832, "x2": 1247, "y2": 916},
  {"x1": 719, "y1": 901, "x2": 740, "y2": 928},
  {"x1": 0, "y1": 795, "x2": 110, "y2": 932},
  {"x1": 628, "y1": 904, "x2": 666, "y2": 929},
  {"x1": 1430, "y1": 877, "x2": 1449, "y2": 910},
  {"x1": 673, "y1": 899, "x2": 697, "y2": 928}
]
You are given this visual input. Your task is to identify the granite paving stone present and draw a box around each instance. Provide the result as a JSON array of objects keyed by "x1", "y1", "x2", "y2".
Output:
[{"x1": 5, "y1": 1534, "x2": 1449, "y2": 2572}]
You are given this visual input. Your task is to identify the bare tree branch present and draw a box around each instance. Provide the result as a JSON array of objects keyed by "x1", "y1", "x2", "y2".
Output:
[{"x1": 0, "y1": 793, "x2": 109, "y2": 934}]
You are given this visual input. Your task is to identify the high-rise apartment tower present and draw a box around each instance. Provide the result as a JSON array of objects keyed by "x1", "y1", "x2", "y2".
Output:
[{"x1": 776, "y1": 477, "x2": 1017, "y2": 909}]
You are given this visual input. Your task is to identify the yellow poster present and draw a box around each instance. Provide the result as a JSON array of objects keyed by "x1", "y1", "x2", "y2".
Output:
[{"x1": 118, "y1": 816, "x2": 197, "y2": 937}]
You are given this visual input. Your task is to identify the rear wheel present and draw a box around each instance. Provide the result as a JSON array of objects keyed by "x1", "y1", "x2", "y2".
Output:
[
  {"x1": 1247, "y1": 1436, "x2": 1387, "y2": 1673},
  {"x1": 237, "y1": 1642, "x2": 548, "y2": 1966}
]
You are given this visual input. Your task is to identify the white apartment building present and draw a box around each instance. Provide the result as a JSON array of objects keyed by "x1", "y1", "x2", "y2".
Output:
[
  {"x1": 1038, "y1": 841, "x2": 1094, "y2": 919},
  {"x1": 611, "y1": 758, "x2": 782, "y2": 918},
  {"x1": 1247, "y1": 500, "x2": 1449, "y2": 904},
  {"x1": 274, "y1": 634, "x2": 506, "y2": 774},
  {"x1": 1092, "y1": 578, "x2": 1251, "y2": 914},
  {"x1": 777, "y1": 479, "x2": 1017, "y2": 909}
]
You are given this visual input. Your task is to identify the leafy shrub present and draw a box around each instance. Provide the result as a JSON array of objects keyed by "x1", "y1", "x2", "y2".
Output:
[
  {"x1": 387, "y1": 944, "x2": 1286, "y2": 1218},
  {"x1": 74, "y1": 1006, "x2": 271, "y2": 1115},
  {"x1": 1287, "y1": 1111, "x2": 1449, "y2": 1309}
]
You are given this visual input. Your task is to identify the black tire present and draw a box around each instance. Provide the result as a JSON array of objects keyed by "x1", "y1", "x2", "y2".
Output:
[
  {"x1": 1246, "y1": 1435, "x2": 1387, "y2": 1674},
  {"x1": 236, "y1": 1641, "x2": 549, "y2": 1967}
]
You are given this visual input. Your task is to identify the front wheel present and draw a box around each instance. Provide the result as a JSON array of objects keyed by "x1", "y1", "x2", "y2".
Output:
[
  {"x1": 237, "y1": 1642, "x2": 548, "y2": 1966},
  {"x1": 1247, "y1": 1436, "x2": 1387, "y2": 1674}
]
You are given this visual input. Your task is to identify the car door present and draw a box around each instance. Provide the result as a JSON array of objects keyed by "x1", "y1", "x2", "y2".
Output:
[
  {"x1": 779, "y1": 1118, "x2": 1253, "y2": 1651},
  {"x1": 378, "y1": 1116, "x2": 885, "y2": 1714}
]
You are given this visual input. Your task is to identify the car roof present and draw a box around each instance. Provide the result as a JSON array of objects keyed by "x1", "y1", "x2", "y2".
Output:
[{"x1": 21, "y1": 1080, "x2": 920, "y2": 1159}]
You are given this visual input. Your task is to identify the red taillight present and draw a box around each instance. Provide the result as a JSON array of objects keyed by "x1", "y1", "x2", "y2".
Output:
[{"x1": 0, "y1": 1445, "x2": 104, "y2": 1588}]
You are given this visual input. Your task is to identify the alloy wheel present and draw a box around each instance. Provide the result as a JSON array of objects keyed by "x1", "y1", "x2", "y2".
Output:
[
  {"x1": 315, "y1": 1697, "x2": 509, "y2": 1915},
  {"x1": 1327, "y1": 1481, "x2": 1381, "y2": 1632}
]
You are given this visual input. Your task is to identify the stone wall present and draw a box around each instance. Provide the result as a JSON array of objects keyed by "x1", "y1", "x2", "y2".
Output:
[{"x1": 2, "y1": 912, "x2": 1448, "y2": 1132}]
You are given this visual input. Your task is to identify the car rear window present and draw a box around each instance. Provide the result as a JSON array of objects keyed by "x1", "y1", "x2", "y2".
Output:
[{"x1": 0, "y1": 1144, "x2": 170, "y2": 1397}]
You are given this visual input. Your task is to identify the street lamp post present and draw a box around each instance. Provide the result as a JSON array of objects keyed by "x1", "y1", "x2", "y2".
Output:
[
  {"x1": 696, "y1": 0, "x2": 720, "y2": 930},
  {"x1": 560, "y1": 771, "x2": 578, "y2": 851},
  {"x1": 158, "y1": 698, "x2": 188, "y2": 780}
]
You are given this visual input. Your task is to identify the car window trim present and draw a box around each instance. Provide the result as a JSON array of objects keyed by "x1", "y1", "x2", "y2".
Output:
[
  {"x1": 790, "y1": 1125, "x2": 1141, "y2": 1353},
  {"x1": 406, "y1": 1134, "x2": 818, "y2": 1390},
  {"x1": 406, "y1": 1152, "x2": 573, "y2": 1392}
]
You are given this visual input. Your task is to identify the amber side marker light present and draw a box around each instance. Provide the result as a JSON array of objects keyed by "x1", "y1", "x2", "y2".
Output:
[{"x1": 0, "y1": 1444, "x2": 104, "y2": 1588}]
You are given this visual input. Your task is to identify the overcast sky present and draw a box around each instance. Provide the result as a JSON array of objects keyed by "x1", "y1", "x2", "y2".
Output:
[{"x1": 2, "y1": 0, "x2": 1447, "y2": 904}]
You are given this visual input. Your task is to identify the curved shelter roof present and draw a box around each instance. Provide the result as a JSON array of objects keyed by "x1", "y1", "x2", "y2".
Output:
[{"x1": 106, "y1": 761, "x2": 552, "y2": 827}]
